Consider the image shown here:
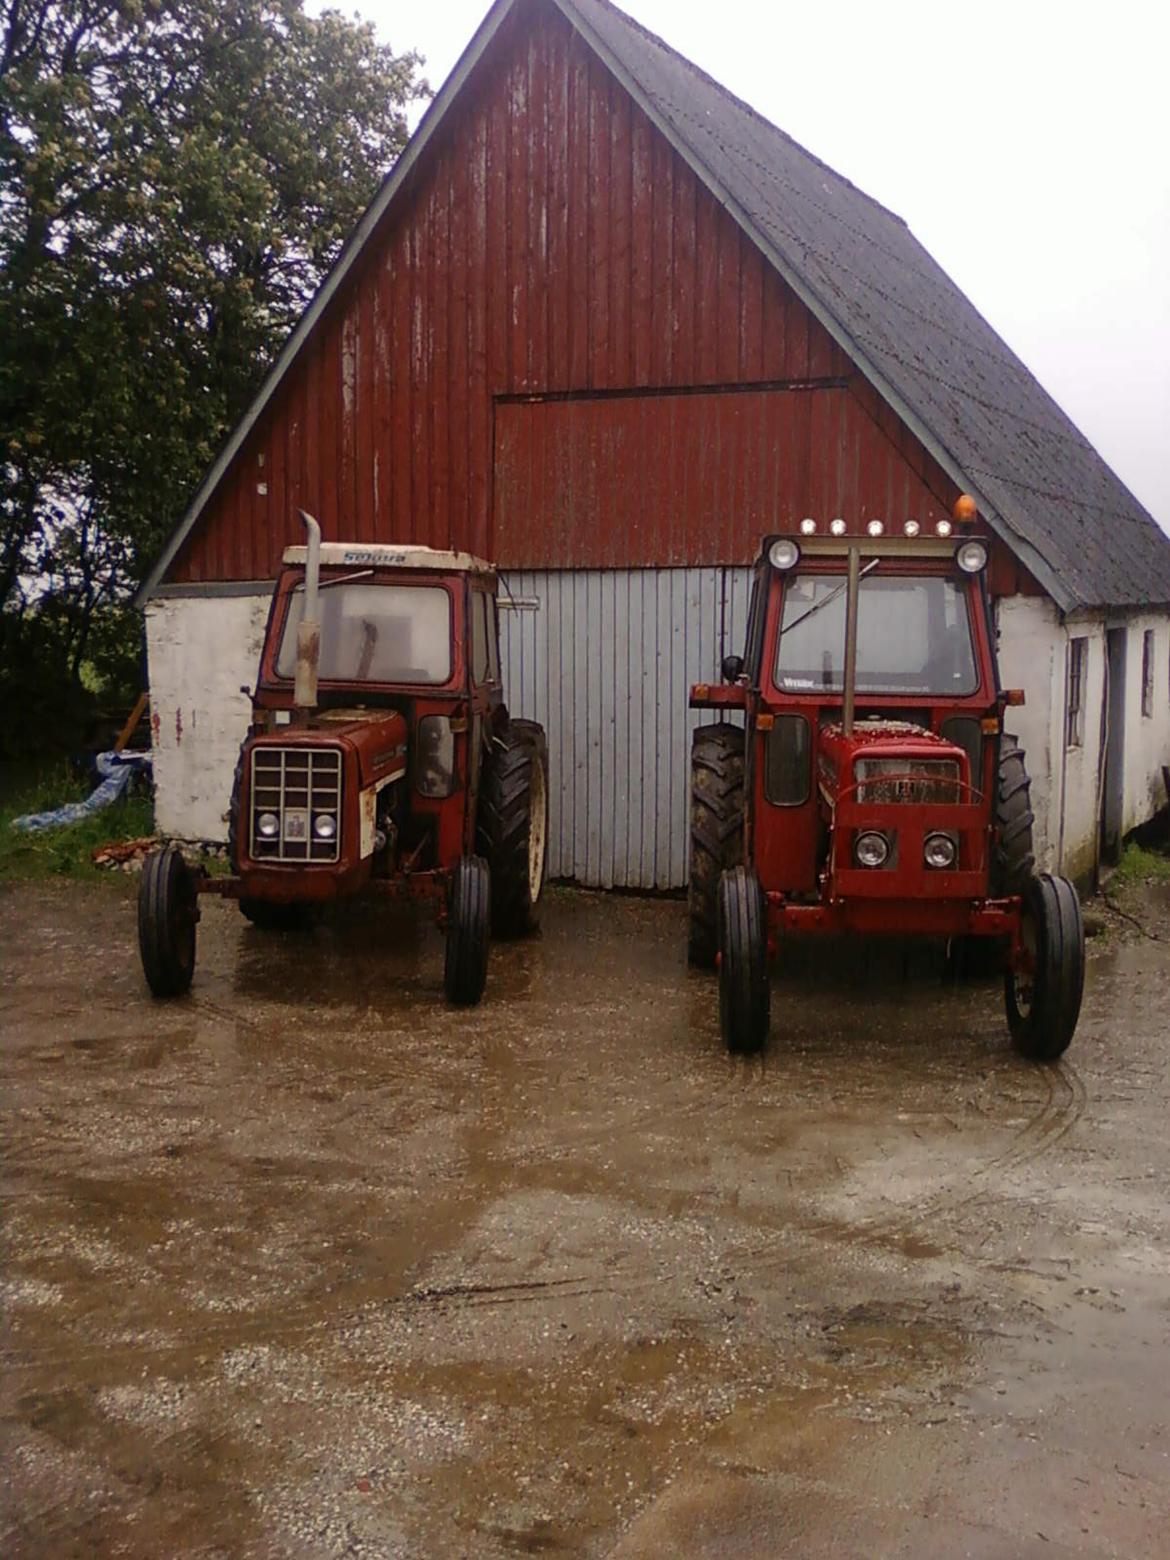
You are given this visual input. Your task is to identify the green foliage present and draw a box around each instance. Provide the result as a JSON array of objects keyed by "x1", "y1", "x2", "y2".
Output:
[
  {"x1": 0, "y1": 760, "x2": 155, "y2": 879},
  {"x1": 1110, "y1": 841, "x2": 1170, "y2": 888},
  {"x1": 1, "y1": 0, "x2": 427, "y2": 754}
]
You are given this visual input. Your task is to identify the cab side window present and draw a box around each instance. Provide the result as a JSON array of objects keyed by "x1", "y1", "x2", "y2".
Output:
[{"x1": 471, "y1": 591, "x2": 498, "y2": 684}]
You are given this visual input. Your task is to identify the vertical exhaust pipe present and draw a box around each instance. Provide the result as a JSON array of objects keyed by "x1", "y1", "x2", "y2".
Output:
[
  {"x1": 841, "y1": 544, "x2": 861, "y2": 737},
  {"x1": 294, "y1": 509, "x2": 321, "y2": 717}
]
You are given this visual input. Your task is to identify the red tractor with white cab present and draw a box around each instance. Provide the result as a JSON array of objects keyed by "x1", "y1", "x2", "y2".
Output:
[
  {"x1": 689, "y1": 497, "x2": 1084, "y2": 1060},
  {"x1": 138, "y1": 513, "x2": 548, "y2": 1006}
]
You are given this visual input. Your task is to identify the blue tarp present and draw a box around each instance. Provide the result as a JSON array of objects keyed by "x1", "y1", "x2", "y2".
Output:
[{"x1": 10, "y1": 751, "x2": 153, "y2": 833}]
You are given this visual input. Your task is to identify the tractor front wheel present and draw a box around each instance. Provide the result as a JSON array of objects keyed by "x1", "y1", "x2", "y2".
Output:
[
  {"x1": 1005, "y1": 873, "x2": 1085, "y2": 1061},
  {"x1": 444, "y1": 855, "x2": 491, "y2": 1006},
  {"x1": 138, "y1": 846, "x2": 198, "y2": 998},
  {"x1": 717, "y1": 866, "x2": 769, "y2": 1054}
]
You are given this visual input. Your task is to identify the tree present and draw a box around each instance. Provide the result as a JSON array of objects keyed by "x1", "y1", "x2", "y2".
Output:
[{"x1": 0, "y1": 0, "x2": 426, "y2": 753}]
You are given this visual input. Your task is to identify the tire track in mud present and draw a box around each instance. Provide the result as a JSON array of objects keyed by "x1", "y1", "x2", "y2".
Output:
[
  {"x1": 788, "y1": 1060, "x2": 1089, "y2": 1259},
  {"x1": 0, "y1": 1274, "x2": 620, "y2": 1381}
]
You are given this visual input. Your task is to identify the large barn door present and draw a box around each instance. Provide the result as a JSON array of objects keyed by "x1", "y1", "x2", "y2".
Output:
[{"x1": 498, "y1": 569, "x2": 751, "y2": 889}]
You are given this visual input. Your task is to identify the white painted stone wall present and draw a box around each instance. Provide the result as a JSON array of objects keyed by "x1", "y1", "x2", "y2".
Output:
[
  {"x1": 1118, "y1": 611, "x2": 1170, "y2": 835},
  {"x1": 997, "y1": 597, "x2": 1170, "y2": 880},
  {"x1": 1057, "y1": 620, "x2": 1108, "y2": 881},
  {"x1": 994, "y1": 595, "x2": 1067, "y2": 870},
  {"x1": 145, "y1": 592, "x2": 272, "y2": 842}
]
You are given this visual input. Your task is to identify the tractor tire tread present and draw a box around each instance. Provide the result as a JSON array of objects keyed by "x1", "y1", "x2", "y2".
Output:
[{"x1": 689, "y1": 724, "x2": 745, "y2": 967}]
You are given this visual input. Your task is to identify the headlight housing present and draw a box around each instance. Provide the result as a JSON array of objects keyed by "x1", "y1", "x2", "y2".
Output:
[
  {"x1": 257, "y1": 811, "x2": 279, "y2": 839},
  {"x1": 854, "y1": 831, "x2": 890, "y2": 869},
  {"x1": 313, "y1": 813, "x2": 337, "y2": 840},
  {"x1": 924, "y1": 832, "x2": 957, "y2": 869},
  {"x1": 415, "y1": 715, "x2": 456, "y2": 797},
  {"x1": 767, "y1": 537, "x2": 801, "y2": 571},
  {"x1": 955, "y1": 539, "x2": 988, "y2": 573}
]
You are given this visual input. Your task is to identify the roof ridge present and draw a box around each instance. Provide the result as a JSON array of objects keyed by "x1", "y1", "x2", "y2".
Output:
[{"x1": 565, "y1": 0, "x2": 910, "y2": 229}]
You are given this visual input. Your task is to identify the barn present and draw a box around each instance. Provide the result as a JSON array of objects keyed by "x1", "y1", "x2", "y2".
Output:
[{"x1": 138, "y1": 0, "x2": 1170, "y2": 889}]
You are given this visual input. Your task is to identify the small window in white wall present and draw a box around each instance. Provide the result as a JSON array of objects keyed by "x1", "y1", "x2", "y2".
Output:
[
  {"x1": 1141, "y1": 629, "x2": 1154, "y2": 717},
  {"x1": 1066, "y1": 636, "x2": 1087, "y2": 748}
]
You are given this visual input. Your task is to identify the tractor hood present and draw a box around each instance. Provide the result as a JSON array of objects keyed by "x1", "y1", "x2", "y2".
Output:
[
  {"x1": 249, "y1": 709, "x2": 408, "y2": 790},
  {"x1": 818, "y1": 721, "x2": 970, "y2": 803}
]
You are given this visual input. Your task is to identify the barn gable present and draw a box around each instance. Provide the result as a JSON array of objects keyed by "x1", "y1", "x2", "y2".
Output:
[
  {"x1": 144, "y1": 0, "x2": 1170, "y2": 608},
  {"x1": 148, "y1": 0, "x2": 968, "y2": 593}
]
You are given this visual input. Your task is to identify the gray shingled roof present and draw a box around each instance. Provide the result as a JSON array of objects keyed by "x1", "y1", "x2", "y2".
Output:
[{"x1": 561, "y1": 0, "x2": 1170, "y2": 611}]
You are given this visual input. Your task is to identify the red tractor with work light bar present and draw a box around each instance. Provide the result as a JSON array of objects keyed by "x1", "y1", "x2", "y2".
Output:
[
  {"x1": 137, "y1": 513, "x2": 548, "y2": 1006},
  {"x1": 689, "y1": 498, "x2": 1085, "y2": 1060}
]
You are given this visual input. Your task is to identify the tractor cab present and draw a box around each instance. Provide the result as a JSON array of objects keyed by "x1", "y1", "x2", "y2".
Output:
[{"x1": 689, "y1": 499, "x2": 1085, "y2": 1061}]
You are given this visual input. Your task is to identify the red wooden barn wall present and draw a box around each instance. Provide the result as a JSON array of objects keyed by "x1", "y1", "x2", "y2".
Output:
[{"x1": 169, "y1": 0, "x2": 963, "y2": 585}]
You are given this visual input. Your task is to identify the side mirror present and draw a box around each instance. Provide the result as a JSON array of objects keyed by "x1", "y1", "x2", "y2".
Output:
[{"x1": 721, "y1": 654, "x2": 744, "y2": 683}]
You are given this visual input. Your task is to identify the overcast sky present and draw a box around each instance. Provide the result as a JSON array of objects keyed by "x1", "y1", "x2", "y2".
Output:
[{"x1": 338, "y1": 0, "x2": 1169, "y2": 531}]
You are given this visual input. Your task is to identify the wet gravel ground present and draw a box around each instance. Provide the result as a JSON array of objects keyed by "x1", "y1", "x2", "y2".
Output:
[{"x1": 2, "y1": 878, "x2": 1168, "y2": 1558}]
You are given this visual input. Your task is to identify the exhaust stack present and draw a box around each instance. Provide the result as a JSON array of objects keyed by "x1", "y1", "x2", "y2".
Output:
[{"x1": 294, "y1": 509, "x2": 322, "y2": 717}]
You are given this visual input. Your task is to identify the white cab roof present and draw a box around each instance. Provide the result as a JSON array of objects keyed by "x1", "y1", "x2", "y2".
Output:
[{"x1": 282, "y1": 542, "x2": 494, "y2": 574}]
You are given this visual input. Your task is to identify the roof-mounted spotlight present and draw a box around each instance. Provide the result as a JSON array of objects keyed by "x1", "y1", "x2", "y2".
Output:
[
  {"x1": 829, "y1": 517, "x2": 847, "y2": 536},
  {"x1": 903, "y1": 519, "x2": 920, "y2": 537},
  {"x1": 935, "y1": 519, "x2": 953, "y2": 538},
  {"x1": 799, "y1": 517, "x2": 817, "y2": 535},
  {"x1": 768, "y1": 537, "x2": 801, "y2": 571},
  {"x1": 866, "y1": 519, "x2": 885, "y2": 537},
  {"x1": 955, "y1": 539, "x2": 989, "y2": 574}
]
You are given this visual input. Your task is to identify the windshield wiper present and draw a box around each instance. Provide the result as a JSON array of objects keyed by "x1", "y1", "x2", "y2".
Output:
[
  {"x1": 317, "y1": 569, "x2": 374, "y2": 591},
  {"x1": 778, "y1": 557, "x2": 881, "y2": 639}
]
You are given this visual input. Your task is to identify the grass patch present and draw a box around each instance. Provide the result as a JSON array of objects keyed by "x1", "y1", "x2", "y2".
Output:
[
  {"x1": 1109, "y1": 840, "x2": 1170, "y2": 890},
  {"x1": 0, "y1": 762, "x2": 156, "y2": 882}
]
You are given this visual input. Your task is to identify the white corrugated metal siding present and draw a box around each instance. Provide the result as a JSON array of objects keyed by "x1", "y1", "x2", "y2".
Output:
[{"x1": 499, "y1": 568, "x2": 752, "y2": 889}]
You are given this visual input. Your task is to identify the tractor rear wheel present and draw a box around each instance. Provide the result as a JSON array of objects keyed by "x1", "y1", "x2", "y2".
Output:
[
  {"x1": 688, "y1": 723, "x2": 745, "y2": 967},
  {"x1": 717, "y1": 866, "x2": 770, "y2": 1054},
  {"x1": 444, "y1": 855, "x2": 491, "y2": 1006},
  {"x1": 1005, "y1": 873, "x2": 1084, "y2": 1061},
  {"x1": 138, "y1": 846, "x2": 198, "y2": 998},
  {"x1": 991, "y1": 735, "x2": 1035, "y2": 893},
  {"x1": 477, "y1": 720, "x2": 549, "y2": 937}
]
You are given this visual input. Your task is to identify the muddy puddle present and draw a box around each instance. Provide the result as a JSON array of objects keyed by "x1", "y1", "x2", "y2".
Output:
[{"x1": 2, "y1": 880, "x2": 1168, "y2": 1556}]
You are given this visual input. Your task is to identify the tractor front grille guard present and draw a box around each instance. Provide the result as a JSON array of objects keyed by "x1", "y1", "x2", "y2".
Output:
[
  {"x1": 250, "y1": 747, "x2": 342, "y2": 863},
  {"x1": 851, "y1": 759, "x2": 975, "y2": 806}
]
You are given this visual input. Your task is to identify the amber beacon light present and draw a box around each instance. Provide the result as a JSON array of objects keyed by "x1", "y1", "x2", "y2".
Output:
[{"x1": 953, "y1": 493, "x2": 978, "y2": 528}]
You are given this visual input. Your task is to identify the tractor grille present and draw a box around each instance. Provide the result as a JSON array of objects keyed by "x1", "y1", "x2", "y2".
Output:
[
  {"x1": 854, "y1": 758, "x2": 962, "y2": 804},
  {"x1": 250, "y1": 747, "x2": 342, "y2": 862}
]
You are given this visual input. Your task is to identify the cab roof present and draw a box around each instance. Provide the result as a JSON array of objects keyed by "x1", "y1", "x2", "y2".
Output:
[{"x1": 281, "y1": 542, "x2": 495, "y2": 574}]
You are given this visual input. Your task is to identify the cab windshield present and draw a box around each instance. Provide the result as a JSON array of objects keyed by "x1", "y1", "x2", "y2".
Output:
[
  {"x1": 276, "y1": 581, "x2": 453, "y2": 685},
  {"x1": 774, "y1": 573, "x2": 978, "y2": 695}
]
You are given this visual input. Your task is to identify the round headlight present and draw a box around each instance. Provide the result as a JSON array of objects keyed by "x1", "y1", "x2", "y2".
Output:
[
  {"x1": 257, "y1": 811, "x2": 279, "y2": 839},
  {"x1": 855, "y1": 831, "x2": 890, "y2": 869},
  {"x1": 313, "y1": 813, "x2": 337, "y2": 840},
  {"x1": 924, "y1": 832, "x2": 957, "y2": 869},
  {"x1": 829, "y1": 518, "x2": 847, "y2": 537},
  {"x1": 768, "y1": 537, "x2": 801, "y2": 571},
  {"x1": 955, "y1": 539, "x2": 988, "y2": 574},
  {"x1": 903, "y1": 519, "x2": 921, "y2": 537},
  {"x1": 935, "y1": 519, "x2": 953, "y2": 538},
  {"x1": 799, "y1": 517, "x2": 817, "y2": 535},
  {"x1": 866, "y1": 519, "x2": 884, "y2": 537}
]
